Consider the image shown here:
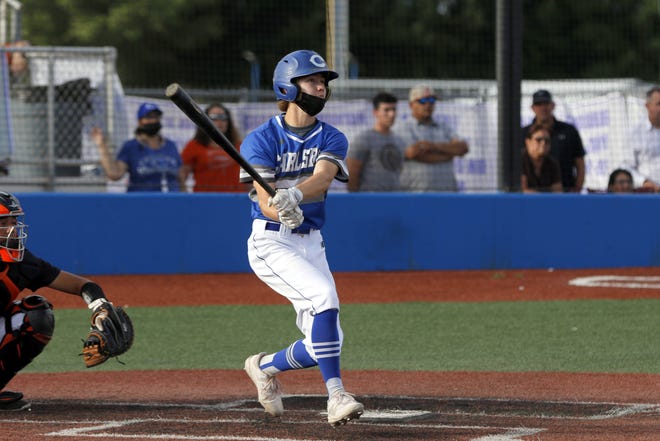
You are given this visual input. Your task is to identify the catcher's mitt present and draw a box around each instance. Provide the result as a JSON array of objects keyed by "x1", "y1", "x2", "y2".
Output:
[{"x1": 81, "y1": 300, "x2": 134, "y2": 368}]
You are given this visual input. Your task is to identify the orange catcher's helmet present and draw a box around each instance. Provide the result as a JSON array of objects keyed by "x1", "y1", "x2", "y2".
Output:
[{"x1": 0, "y1": 191, "x2": 27, "y2": 262}]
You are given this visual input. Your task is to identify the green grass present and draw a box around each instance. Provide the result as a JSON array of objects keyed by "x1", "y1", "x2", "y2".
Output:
[{"x1": 24, "y1": 299, "x2": 659, "y2": 374}]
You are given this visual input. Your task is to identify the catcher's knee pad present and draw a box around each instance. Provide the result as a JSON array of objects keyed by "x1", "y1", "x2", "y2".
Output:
[
  {"x1": 0, "y1": 295, "x2": 54, "y2": 377},
  {"x1": 22, "y1": 296, "x2": 55, "y2": 341},
  {"x1": 11, "y1": 295, "x2": 55, "y2": 343}
]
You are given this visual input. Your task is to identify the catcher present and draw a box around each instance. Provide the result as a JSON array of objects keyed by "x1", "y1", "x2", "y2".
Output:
[{"x1": 0, "y1": 191, "x2": 133, "y2": 411}]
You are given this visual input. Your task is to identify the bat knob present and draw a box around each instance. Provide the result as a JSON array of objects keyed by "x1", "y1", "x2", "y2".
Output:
[{"x1": 165, "y1": 83, "x2": 180, "y2": 98}]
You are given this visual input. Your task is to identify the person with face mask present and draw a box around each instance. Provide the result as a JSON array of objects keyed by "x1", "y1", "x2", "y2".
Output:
[
  {"x1": 0, "y1": 191, "x2": 130, "y2": 411},
  {"x1": 92, "y1": 102, "x2": 183, "y2": 192},
  {"x1": 240, "y1": 49, "x2": 364, "y2": 427}
]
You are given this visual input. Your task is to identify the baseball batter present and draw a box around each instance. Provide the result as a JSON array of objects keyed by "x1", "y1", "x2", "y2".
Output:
[{"x1": 240, "y1": 49, "x2": 364, "y2": 426}]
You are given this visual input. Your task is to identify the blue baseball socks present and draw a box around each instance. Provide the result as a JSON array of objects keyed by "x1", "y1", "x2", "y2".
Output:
[{"x1": 258, "y1": 309, "x2": 344, "y2": 396}]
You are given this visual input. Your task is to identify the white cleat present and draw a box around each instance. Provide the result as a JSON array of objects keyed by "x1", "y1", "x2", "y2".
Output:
[
  {"x1": 327, "y1": 391, "x2": 364, "y2": 426},
  {"x1": 244, "y1": 352, "x2": 284, "y2": 416}
]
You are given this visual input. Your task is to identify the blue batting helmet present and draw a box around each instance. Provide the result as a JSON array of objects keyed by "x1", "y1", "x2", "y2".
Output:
[{"x1": 272, "y1": 50, "x2": 338, "y2": 101}]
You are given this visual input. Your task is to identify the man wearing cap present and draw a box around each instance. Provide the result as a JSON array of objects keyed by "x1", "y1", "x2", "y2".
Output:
[
  {"x1": 398, "y1": 84, "x2": 469, "y2": 192},
  {"x1": 522, "y1": 90, "x2": 586, "y2": 193},
  {"x1": 93, "y1": 102, "x2": 184, "y2": 192}
]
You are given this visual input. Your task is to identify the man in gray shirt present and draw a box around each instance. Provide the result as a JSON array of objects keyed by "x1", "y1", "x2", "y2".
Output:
[
  {"x1": 399, "y1": 84, "x2": 469, "y2": 191},
  {"x1": 347, "y1": 92, "x2": 407, "y2": 191}
]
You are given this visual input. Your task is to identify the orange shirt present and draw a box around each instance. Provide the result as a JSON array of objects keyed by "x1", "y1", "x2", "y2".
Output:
[{"x1": 181, "y1": 139, "x2": 244, "y2": 192}]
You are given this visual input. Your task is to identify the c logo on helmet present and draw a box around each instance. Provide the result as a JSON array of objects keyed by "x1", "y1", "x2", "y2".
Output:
[{"x1": 309, "y1": 54, "x2": 327, "y2": 68}]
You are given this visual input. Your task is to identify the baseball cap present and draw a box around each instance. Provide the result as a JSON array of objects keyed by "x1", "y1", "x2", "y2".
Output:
[
  {"x1": 409, "y1": 84, "x2": 436, "y2": 102},
  {"x1": 532, "y1": 89, "x2": 553, "y2": 105},
  {"x1": 137, "y1": 102, "x2": 163, "y2": 119}
]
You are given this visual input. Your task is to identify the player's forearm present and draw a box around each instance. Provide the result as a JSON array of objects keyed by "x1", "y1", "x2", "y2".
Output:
[
  {"x1": 260, "y1": 203, "x2": 281, "y2": 221},
  {"x1": 254, "y1": 182, "x2": 287, "y2": 221},
  {"x1": 297, "y1": 164, "x2": 338, "y2": 199},
  {"x1": 49, "y1": 270, "x2": 92, "y2": 296},
  {"x1": 296, "y1": 176, "x2": 333, "y2": 200}
]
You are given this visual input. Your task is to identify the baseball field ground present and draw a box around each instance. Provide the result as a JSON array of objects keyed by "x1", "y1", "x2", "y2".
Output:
[{"x1": 1, "y1": 267, "x2": 658, "y2": 440}]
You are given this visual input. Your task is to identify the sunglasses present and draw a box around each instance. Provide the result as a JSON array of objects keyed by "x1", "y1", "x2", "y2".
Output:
[
  {"x1": 417, "y1": 96, "x2": 437, "y2": 104},
  {"x1": 208, "y1": 113, "x2": 229, "y2": 121},
  {"x1": 533, "y1": 137, "x2": 551, "y2": 143}
]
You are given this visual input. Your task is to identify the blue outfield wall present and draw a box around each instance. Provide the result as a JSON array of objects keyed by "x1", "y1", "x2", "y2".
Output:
[{"x1": 16, "y1": 192, "x2": 660, "y2": 275}]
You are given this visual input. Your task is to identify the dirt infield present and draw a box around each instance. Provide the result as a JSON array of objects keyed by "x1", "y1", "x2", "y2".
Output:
[
  {"x1": 2, "y1": 267, "x2": 659, "y2": 440},
  {"x1": 35, "y1": 267, "x2": 660, "y2": 308},
  {"x1": 2, "y1": 395, "x2": 658, "y2": 441}
]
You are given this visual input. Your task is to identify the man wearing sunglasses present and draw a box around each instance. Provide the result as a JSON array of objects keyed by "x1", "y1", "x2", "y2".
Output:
[{"x1": 398, "y1": 84, "x2": 469, "y2": 192}]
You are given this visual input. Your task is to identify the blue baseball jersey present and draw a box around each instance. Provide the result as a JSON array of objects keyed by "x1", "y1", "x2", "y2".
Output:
[{"x1": 240, "y1": 114, "x2": 349, "y2": 230}]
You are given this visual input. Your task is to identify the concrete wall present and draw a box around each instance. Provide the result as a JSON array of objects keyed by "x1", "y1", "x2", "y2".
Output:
[{"x1": 17, "y1": 192, "x2": 660, "y2": 275}]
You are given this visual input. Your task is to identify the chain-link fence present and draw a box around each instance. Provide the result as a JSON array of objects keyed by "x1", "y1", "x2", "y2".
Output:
[
  {"x1": 2, "y1": 1, "x2": 660, "y2": 193},
  {"x1": 1, "y1": 46, "x2": 656, "y2": 194},
  {"x1": 135, "y1": 77, "x2": 656, "y2": 194},
  {"x1": 0, "y1": 45, "x2": 123, "y2": 191}
]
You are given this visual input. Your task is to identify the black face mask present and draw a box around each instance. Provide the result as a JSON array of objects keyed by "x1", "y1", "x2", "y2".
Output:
[
  {"x1": 136, "y1": 122, "x2": 162, "y2": 136},
  {"x1": 295, "y1": 92, "x2": 327, "y2": 116}
]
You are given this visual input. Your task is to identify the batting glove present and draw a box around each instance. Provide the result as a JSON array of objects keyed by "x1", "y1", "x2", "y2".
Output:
[
  {"x1": 268, "y1": 187, "x2": 303, "y2": 213},
  {"x1": 278, "y1": 206, "x2": 304, "y2": 229}
]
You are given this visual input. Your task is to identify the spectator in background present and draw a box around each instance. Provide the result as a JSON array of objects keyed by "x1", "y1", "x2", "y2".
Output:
[
  {"x1": 179, "y1": 103, "x2": 248, "y2": 192},
  {"x1": 398, "y1": 84, "x2": 469, "y2": 192},
  {"x1": 607, "y1": 169, "x2": 634, "y2": 193},
  {"x1": 347, "y1": 92, "x2": 406, "y2": 192},
  {"x1": 93, "y1": 102, "x2": 183, "y2": 192},
  {"x1": 5, "y1": 40, "x2": 31, "y2": 90},
  {"x1": 522, "y1": 90, "x2": 586, "y2": 193},
  {"x1": 622, "y1": 85, "x2": 660, "y2": 192},
  {"x1": 521, "y1": 122, "x2": 562, "y2": 193}
]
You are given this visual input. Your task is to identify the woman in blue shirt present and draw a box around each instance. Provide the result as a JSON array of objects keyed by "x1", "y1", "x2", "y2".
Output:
[{"x1": 94, "y1": 102, "x2": 183, "y2": 192}]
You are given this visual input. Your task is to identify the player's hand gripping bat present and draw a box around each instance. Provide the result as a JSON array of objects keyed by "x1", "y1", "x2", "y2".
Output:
[{"x1": 165, "y1": 83, "x2": 276, "y2": 197}]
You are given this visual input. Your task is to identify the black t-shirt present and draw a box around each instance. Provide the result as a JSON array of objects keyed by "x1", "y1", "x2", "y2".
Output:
[
  {"x1": 522, "y1": 118, "x2": 586, "y2": 191},
  {"x1": 522, "y1": 150, "x2": 561, "y2": 192},
  {"x1": 0, "y1": 249, "x2": 61, "y2": 313}
]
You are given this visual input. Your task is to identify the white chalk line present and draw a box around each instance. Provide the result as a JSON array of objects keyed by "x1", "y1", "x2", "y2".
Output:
[
  {"x1": 42, "y1": 418, "x2": 543, "y2": 440},
  {"x1": 592, "y1": 403, "x2": 660, "y2": 420},
  {"x1": 470, "y1": 428, "x2": 545, "y2": 441},
  {"x1": 447, "y1": 403, "x2": 660, "y2": 420},
  {"x1": 569, "y1": 275, "x2": 660, "y2": 289},
  {"x1": 1, "y1": 398, "x2": 656, "y2": 440}
]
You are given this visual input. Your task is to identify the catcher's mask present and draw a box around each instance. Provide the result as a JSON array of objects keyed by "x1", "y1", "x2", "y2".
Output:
[{"x1": 0, "y1": 191, "x2": 27, "y2": 262}]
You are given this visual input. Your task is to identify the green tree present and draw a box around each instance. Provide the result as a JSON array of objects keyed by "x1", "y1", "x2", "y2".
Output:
[
  {"x1": 16, "y1": 0, "x2": 660, "y2": 88},
  {"x1": 20, "y1": 0, "x2": 327, "y2": 89},
  {"x1": 522, "y1": 0, "x2": 660, "y2": 80}
]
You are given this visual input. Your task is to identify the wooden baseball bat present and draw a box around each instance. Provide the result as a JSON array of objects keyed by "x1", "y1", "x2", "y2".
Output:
[{"x1": 165, "y1": 83, "x2": 276, "y2": 197}]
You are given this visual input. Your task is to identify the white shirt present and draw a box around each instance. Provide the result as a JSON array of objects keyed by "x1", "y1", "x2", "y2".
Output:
[{"x1": 624, "y1": 120, "x2": 660, "y2": 186}]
